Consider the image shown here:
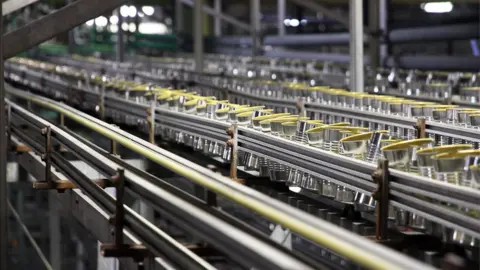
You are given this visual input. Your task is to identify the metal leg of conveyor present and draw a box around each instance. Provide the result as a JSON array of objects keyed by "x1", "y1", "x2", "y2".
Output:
[{"x1": 49, "y1": 191, "x2": 62, "y2": 270}]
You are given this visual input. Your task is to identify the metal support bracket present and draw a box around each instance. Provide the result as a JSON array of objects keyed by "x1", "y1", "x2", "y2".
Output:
[
  {"x1": 148, "y1": 92, "x2": 157, "y2": 145},
  {"x1": 101, "y1": 168, "x2": 148, "y2": 265},
  {"x1": 371, "y1": 158, "x2": 390, "y2": 241},
  {"x1": 99, "y1": 77, "x2": 106, "y2": 120},
  {"x1": 227, "y1": 124, "x2": 243, "y2": 184},
  {"x1": 110, "y1": 124, "x2": 119, "y2": 156},
  {"x1": 41, "y1": 126, "x2": 52, "y2": 184},
  {"x1": 33, "y1": 179, "x2": 109, "y2": 191},
  {"x1": 415, "y1": 118, "x2": 426, "y2": 139},
  {"x1": 296, "y1": 97, "x2": 306, "y2": 117}
]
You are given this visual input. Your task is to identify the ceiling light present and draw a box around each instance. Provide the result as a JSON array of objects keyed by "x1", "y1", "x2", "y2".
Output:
[
  {"x1": 421, "y1": 1, "x2": 453, "y2": 13},
  {"x1": 142, "y1": 6, "x2": 154, "y2": 16},
  {"x1": 94, "y1": 16, "x2": 108, "y2": 27},
  {"x1": 283, "y1": 19, "x2": 291, "y2": 26},
  {"x1": 109, "y1": 24, "x2": 118, "y2": 33},
  {"x1": 128, "y1": 6, "x2": 137, "y2": 17},
  {"x1": 121, "y1": 22, "x2": 128, "y2": 31},
  {"x1": 289, "y1": 19, "x2": 300, "y2": 27},
  {"x1": 85, "y1": 19, "x2": 94, "y2": 27},
  {"x1": 109, "y1": 15, "x2": 118, "y2": 25},
  {"x1": 120, "y1": 5, "x2": 129, "y2": 17},
  {"x1": 138, "y1": 22, "x2": 167, "y2": 34},
  {"x1": 129, "y1": 23, "x2": 136, "y2": 32}
]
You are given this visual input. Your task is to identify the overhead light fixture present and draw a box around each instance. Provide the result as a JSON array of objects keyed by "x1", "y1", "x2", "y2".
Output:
[
  {"x1": 289, "y1": 19, "x2": 300, "y2": 27},
  {"x1": 109, "y1": 15, "x2": 118, "y2": 25},
  {"x1": 120, "y1": 5, "x2": 129, "y2": 17},
  {"x1": 283, "y1": 19, "x2": 291, "y2": 26},
  {"x1": 128, "y1": 6, "x2": 137, "y2": 17},
  {"x1": 121, "y1": 22, "x2": 128, "y2": 31},
  {"x1": 94, "y1": 16, "x2": 108, "y2": 27},
  {"x1": 421, "y1": 1, "x2": 453, "y2": 13},
  {"x1": 129, "y1": 23, "x2": 136, "y2": 32},
  {"x1": 138, "y1": 22, "x2": 167, "y2": 34},
  {"x1": 109, "y1": 24, "x2": 118, "y2": 33},
  {"x1": 85, "y1": 19, "x2": 94, "y2": 27},
  {"x1": 142, "y1": 6, "x2": 154, "y2": 16}
]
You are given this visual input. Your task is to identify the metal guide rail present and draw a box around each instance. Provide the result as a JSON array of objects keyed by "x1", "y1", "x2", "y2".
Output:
[
  {"x1": 32, "y1": 57, "x2": 480, "y2": 143},
  {"x1": 44, "y1": 55, "x2": 480, "y2": 107},
  {"x1": 5, "y1": 88, "x2": 438, "y2": 270},
  {"x1": 4, "y1": 63, "x2": 480, "y2": 259}
]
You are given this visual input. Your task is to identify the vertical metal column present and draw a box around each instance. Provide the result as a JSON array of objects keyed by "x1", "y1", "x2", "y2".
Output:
[
  {"x1": 194, "y1": 0, "x2": 204, "y2": 73},
  {"x1": 116, "y1": 9, "x2": 124, "y2": 63},
  {"x1": 277, "y1": 0, "x2": 286, "y2": 36},
  {"x1": 214, "y1": 0, "x2": 222, "y2": 36},
  {"x1": 368, "y1": 0, "x2": 380, "y2": 70},
  {"x1": 66, "y1": 0, "x2": 75, "y2": 54},
  {"x1": 0, "y1": 0, "x2": 7, "y2": 268},
  {"x1": 349, "y1": 0, "x2": 364, "y2": 92},
  {"x1": 175, "y1": 0, "x2": 184, "y2": 34},
  {"x1": 250, "y1": 0, "x2": 261, "y2": 56},
  {"x1": 379, "y1": 0, "x2": 388, "y2": 65}
]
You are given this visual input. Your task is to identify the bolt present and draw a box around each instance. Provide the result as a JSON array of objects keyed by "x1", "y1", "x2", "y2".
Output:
[{"x1": 41, "y1": 127, "x2": 48, "y2": 135}]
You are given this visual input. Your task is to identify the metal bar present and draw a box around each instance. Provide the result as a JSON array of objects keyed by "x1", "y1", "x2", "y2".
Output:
[
  {"x1": 386, "y1": 55, "x2": 480, "y2": 71},
  {"x1": 8, "y1": 201, "x2": 53, "y2": 270},
  {"x1": 2, "y1": 0, "x2": 40, "y2": 16},
  {"x1": 250, "y1": 0, "x2": 261, "y2": 57},
  {"x1": 277, "y1": 0, "x2": 286, "y2": 36},
  {"x1": 349, "y1": 0, "x2": 364, "y2": 92},
  {"x1": 175, "y1": 0, "x2": 184, "y2": 34},
  {"x1": 49, "y1": 192, "x2": 61, "y2": 270},
  {"x1": 181, "y1": 0, "x2": 251, "y2": 32},
  {"x1": 289, "y1": 0, "x2": 352, "y2": 30},
  {"x1": 216, "y1": 23, "x2": 479, "y2": 46},
  {"x1": 2, "y1": 0, "x2": 128, "y2": 59},
  {"x1": 213, "y1": 0, "x2": 221, "y2": 36},
  {"x1": 116, "y1": 9, "x2": 125, "y2": 63},
  {"x1": 194, "y1": 0, "x2": 203, "y2": 73},
  {"x1": 114, "y1": 168, "x2": 125, "y2": 246},
  {"x1": 368, "y1": 0, "x2": 380, "y2": 70},
  {"x1": 0, "y1": 1, "x2": 6, "y2": 268},
  {"x1": 379, "y1": 0, "x2": 388, "y2": 65}
]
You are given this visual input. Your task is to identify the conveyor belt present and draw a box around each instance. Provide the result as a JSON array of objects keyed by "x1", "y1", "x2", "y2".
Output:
[
  {"x1": 4, "y1": 57, "x2": 480, "y2": 268},
  {"x1": 5, "y1": 67, "x2": 480, "y2": 243}
]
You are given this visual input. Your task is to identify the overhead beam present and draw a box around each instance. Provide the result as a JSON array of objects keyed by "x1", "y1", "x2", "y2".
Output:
[
  {"x1": 216, "y1": 23, "x2": 479, "y2": 46},
  {"x1": 182, "y1": 0, "x2": 251, "y2": 32},
  {"x1": 2, "y1": 0, "x2": 41, "y2": 16},
  {"x1": 289, "y1": 0, "x2": 360, "y2": 31},
  {"x1": 2, "y1": 0, "x2": 128, "y2": 59}
]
